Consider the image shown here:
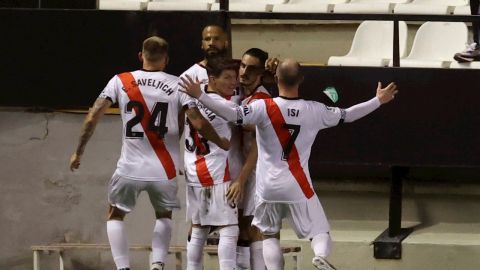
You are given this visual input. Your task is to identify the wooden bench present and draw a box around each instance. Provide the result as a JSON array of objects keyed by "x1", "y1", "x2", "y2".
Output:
[{"x1": 31, "y1": 243, "x2": 302, "y2": 270}]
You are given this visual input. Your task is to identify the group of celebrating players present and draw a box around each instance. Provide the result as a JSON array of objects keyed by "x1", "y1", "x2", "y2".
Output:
[{"x1": 70, "y1": 24, "x2": 398, "y2": 270}]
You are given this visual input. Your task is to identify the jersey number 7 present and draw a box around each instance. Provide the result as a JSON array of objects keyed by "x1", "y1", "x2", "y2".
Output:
[{"x1": 281, "y1": 123, "x2": 301, "y2": 161}]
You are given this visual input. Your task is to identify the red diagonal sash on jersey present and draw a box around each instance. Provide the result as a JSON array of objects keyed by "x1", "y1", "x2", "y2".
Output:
[
  {"x1": 247, "y1": 92, "x2": 271, "y2": 104},
  {"x1": 264, "y1": 99, "x2": 314, "y2": 199},
  {"x1": 193, "y1": 130, "x2": 215, "y2": 186},
  {"x1": 195, "y1": 156, "x2": 214, "y2": 186},
  {"x1": 223, "y1": 159, "x2": 231, "y2": 182},
  {"x1": 118, "y1": 72, "x2": 176, "y2": 180}
]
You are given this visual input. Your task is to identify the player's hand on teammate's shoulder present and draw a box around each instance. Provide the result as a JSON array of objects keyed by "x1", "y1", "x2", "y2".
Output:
[
  {"x1": 218, "y1": 137, "x2": 231, "y2": 151},
  {"x1": 376, "y1": 81, "x2": 398, "y2": 104},
  {"x1": 69, "y1": 153, "x2": 81, "y2": 171},
  {"x1": 179, "y1": 75, "x2": 202, "y2": 98}
]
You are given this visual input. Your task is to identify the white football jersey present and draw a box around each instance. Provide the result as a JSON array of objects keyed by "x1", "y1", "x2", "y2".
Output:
[
  {"x1": 184, "y1": 91, "x2": 234, "y2": 187},
  {"x1": 240, "y1": 97, "x2": 344, "y2": 203},
  {"x1": 180, "y1": 63, "x2": 209, "y2": 85},
  {"x1": 99, "y1": 69, "x2": 194, "y2": 181},
  {"x1": 181, "y1": 63, "x2": 244, "y2": 180},
  {"x1": 240, "y1": 85, "x2": 271, "y2": 158}
]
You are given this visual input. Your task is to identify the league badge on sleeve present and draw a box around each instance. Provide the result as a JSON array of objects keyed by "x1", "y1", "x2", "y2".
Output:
[{"x1": 323, "y1": 87, "x2": 339, "y2": 103}]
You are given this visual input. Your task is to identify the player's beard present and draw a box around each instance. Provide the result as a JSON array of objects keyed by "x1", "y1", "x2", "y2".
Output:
[{"x1": 204, "y1": 48, "x2": 228, "y2": 61}]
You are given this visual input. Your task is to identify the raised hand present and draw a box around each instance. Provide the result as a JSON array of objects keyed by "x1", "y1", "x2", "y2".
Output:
[
  {"x1": 179, "y1": 75, "x2": 202, "y2": 98},
  {"x1": 376, "y1": 82, "x2": 399, "y2": 104}
]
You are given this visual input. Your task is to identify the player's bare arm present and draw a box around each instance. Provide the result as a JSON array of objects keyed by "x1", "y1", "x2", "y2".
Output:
[
  {"x1": 70, "y1": 97, "x2": 112, "y2": 171},
  {"x1": 226, "y1": 138, "x2": 258, "y2": 203},
  {"x1": 185, "y1": 107, "x2": 230, "y2": 151}
]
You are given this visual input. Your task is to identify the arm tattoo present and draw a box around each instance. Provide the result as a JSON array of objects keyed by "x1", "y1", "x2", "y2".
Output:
[{"x1": 75, "y1": 98, "x2": 111, "y2": 155}]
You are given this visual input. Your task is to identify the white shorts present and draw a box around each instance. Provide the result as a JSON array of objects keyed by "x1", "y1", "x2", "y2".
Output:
[
  {"x1": 252, "y1": 195, "x2": 330, "y2": 239},
  {"x1": 108, "y1": 173, "x2": 180, "y2": 213},
  {"x1": 237, "y1": 173, "x2": 256, "y2": 217},
  {"x1": 187, "y1": 182, "x2": 238, "y2": 226}
]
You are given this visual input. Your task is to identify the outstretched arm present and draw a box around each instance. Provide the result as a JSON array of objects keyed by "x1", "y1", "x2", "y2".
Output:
[
  {"x1": 343, "y1": 82, "x2": 398, "y2": 123},
  {"x1": 185, "y1": 107, "x2": 230, "y2": 151},
  {"x1": 179, "y1": 75, "x2": 240, "y2": 123},
  {"x1": 70, "y1": 97, "x2": 112, "y2": 171}
]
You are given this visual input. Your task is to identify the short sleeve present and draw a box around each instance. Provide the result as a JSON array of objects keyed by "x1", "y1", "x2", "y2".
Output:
[
  {"x1": 239, "y1": 99, "x2": 267, "y2": 126},
  {"x1": 178, "y1": 90, "x2": 197, "y2": 109},
  {"x1": 98, "y1": 76, "x2": 119, "y2": 104},
  {"x1": 315, "y1": 102, "x2": 344, "y2": 129}
]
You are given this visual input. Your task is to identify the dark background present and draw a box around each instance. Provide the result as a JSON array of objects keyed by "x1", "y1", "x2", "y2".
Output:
[
  {"x1": 1, "y1": 9, "x2": 479, "y2": 173},
  {"x1": 0, "y1": 9, "x2": 226, "y2": 108}
]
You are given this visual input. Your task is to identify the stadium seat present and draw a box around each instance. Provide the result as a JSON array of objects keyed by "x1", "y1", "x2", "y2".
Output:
[
  {"x1": 272, "y1": 0, "x2": 348, "y2": 13},
  {"x1": 217, "y1": 0, "x2": 287, "y2": 12},
  {"x1": 333, "y1": 0, "x2": 412, "y2": 14},
  {"x1": 328, "y1": 21, "x2": 408, "y2": 67},
  {"x1": 449, "y1": 61, "x2": 480, "y2": 69},
  {"x1": 394, "y1": 0, "x2": 469, "y2": 15},
  {"x1": 147, "y1": 1, "x2": 212, "y2": 11},
  {"x1": 99, "y1": 0, "x2": 149, "y2": 10},
  {"x1": 453, "y1": 4, "x2": 471, "y2": 15},
  {"x1": 391, "y1": 22, "x2": 468, "y2": 68}
]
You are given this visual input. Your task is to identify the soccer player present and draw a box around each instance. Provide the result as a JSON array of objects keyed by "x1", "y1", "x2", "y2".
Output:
[
  {"x1": 181, "y1": 24, "x2": 229, "y2": 84},
  {"x1": 180, "y1": 58, "x2": 398, "y2": 270},
  {"x1": 183, "y1": 57, "x2": 240, "y2": 270},
  {"x1": 69, "y1": 36, "x2": 229, "y2": 270},
  {"x1": 225, "y1": 48, "x2": 272, "y2": 270},
  {"x1": 181, "y1": 24, "x2": 244, "y2": 252}
]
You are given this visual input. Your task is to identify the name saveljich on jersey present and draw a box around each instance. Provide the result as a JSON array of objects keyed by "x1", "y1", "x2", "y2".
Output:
[{"x1": 123, "y1": 78, "x2": 174, "y2": 96}]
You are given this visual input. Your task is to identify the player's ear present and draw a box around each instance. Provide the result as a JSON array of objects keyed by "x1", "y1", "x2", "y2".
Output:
[
  {"x1": 138, "y1": 52, "x2": 143, "y2": 62},
  {"x1": 299, "y1": 75, "x2": 304, "y2": 84},
  {"x1": 274, "y1": 74, "x2": 279, "y2": 84},
  {"x1": 165, "y1": 55, "x2": 169, "y2": 66}
]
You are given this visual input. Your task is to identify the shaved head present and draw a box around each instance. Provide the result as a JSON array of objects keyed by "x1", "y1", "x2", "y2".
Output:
[
  {"x1": 201, "y1": 25, "x2": 228, "y2": 59},
  {"x1": 276, "y1": 58, "x2": 303, "y2": 87}
]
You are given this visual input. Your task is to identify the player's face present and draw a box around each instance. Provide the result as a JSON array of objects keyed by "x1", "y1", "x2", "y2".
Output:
[
  {"x1": 239, "y1": 54, "x2": 264, "y2": 88},
  {"x1": 212, "y1": 69, "x2": 238, "y2": 97},
  {"x1": 202, "y1": 26, "x2": 228, "y2": 57}
]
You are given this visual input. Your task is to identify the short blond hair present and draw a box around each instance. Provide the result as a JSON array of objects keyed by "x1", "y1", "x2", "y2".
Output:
[{"x1": 142, "y1": 36, "x2": 168, "y2": 62}]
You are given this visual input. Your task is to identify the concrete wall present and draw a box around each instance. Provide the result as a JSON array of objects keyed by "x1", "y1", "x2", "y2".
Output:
[{"x1": 0, "y1": 111, "x2": 191, "y2": 269}]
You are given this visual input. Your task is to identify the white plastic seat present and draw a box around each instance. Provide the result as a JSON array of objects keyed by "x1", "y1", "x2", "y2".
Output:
[
  {"x1": 273, "y1": 0, "x2": 348, "y2": 13},
  {"x1": 228, "y1": 3, "x2": 273, "y2": 12},
  {"x1": 99, "y1": 0, "x2": 149, "y2": 10},
  {"x1": 328, "y1": 21, "x2": 408, "y2": 67},
  {"x1": 453, "y1": 4, "x2": 471, "y2": 15},
  {"x1": 449, "y1": 61, "x2": 480, "y2": 69},
  {"x1": 392, "y1": 22, "x2": 468, "y2": 68},
  {"x1": 334, "y1": 0, "x2": 412, "y2": 14},
  {"x1": 224, "y1": 0, "x2": 286, "y2": 12},
  {"x1": 394, "y1": 0, "x2": 468, "y2": 15},
  {"x1": 147, "y1": 1, "x2": 211, "y2": 11}
]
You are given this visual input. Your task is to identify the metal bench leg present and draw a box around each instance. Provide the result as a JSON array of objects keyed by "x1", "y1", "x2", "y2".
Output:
[
  {"x1": 293, "y1": 254, "x2": 298, "y2": 270},
  {"x1": 175, "y1": 251, "x2": 182, "y2": 270},
  {"x1": 33, "y1": 251, "x2": 40, "y2": 270},
  {"x1": 59, "y1": 251, "x2": 64, "y2": 270}
]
